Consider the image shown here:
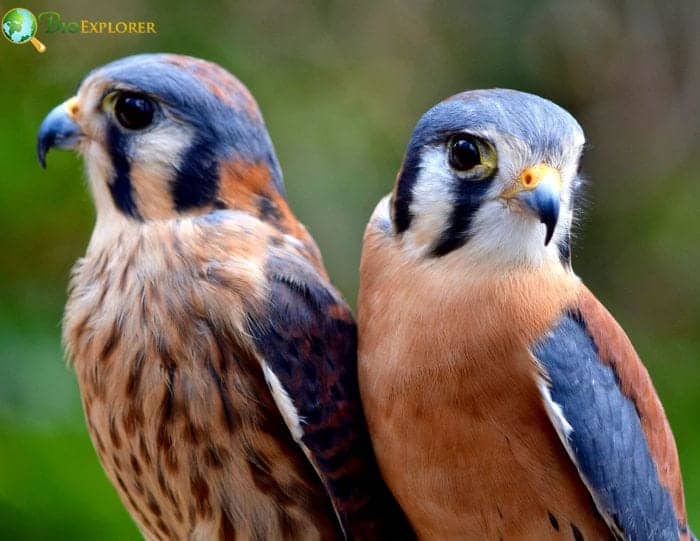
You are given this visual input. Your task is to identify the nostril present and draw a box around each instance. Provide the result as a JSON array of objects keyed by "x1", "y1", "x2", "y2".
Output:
[{"x1": 65, "y1": 96, "x2": 81, "y2": 119}]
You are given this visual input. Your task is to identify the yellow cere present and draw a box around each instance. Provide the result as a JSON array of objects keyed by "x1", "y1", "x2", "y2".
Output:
[
  {"x1": 64, "y1": 96, "x2": 80, "y2": 119},
  {"x1": 518, "y1": 163, "x2": 561, "y2": 191}
]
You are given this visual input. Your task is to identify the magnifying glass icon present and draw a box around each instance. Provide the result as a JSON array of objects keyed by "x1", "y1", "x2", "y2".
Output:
[{"x1": 2, "y1": 8, "x2": 47, "y2": 53}]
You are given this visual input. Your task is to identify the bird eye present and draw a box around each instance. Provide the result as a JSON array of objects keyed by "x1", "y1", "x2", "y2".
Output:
[
  {"x1": 448, "y1": 135, "x2": 481, "y2": 171},
  {"x1": 114, "y1": 93, "x2": 155, "y2": 130}
]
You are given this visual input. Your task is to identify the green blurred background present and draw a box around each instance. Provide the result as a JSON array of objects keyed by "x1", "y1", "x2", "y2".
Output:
[{"x1": 0, "y1": 1, "x2": 698, "y2": 538}]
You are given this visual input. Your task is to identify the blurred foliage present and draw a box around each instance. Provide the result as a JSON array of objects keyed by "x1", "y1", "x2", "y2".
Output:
[{"x1": 0, "y1": 0, "x2": 698, "y2": 538}]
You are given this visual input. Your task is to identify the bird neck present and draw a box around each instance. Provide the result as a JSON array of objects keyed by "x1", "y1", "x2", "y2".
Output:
[{"x1": 215, "y1": 159, "x2": 299, "y2": 236}]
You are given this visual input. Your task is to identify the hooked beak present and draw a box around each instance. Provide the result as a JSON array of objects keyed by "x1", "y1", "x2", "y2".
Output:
[
  {"x1": 37, "y1": 97, "x2": 83, "y2": 168},
  {"x1": 501, "y1": 163, "x2": 561, "y2": 246}
]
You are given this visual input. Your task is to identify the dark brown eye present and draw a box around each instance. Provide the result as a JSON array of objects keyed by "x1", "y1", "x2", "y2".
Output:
[
  {"x1": 115, "y1": 93, "x2": 155, "y2": 130},
  {"x1": 448, "y1": 135, "x2": 481, "y2": 171}
]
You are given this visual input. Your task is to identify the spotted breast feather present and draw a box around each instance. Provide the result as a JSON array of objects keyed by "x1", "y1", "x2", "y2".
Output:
[{"x1": 64, "y1": 210, "x2": 410, "y2": 541}]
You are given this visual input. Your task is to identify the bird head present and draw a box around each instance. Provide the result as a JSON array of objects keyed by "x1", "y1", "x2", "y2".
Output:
[
  {"x1": 37, "y1": 54, "x2": 285, "y2": 223},
  {"x1": 391, "y1": 89, "x2": 585, "y2": 268}
]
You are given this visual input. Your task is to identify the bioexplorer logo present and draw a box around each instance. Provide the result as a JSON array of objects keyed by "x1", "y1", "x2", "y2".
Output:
[
  {"x1": 2, "y1": 7, "x2": 157, "y2": 52},
  {"x1": 2, "y1": 8, "x2": 46, "y2": 52}
]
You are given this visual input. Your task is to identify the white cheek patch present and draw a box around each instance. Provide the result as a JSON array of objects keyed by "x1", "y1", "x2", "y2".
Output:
[
  {"x1": 403, "y1": 146, "x2": 455, "y2": 254},
  {"x1": 131, "y1": 122, "x2": 194, "y2": 176},
  {"x1": 462, "y1": 198, "x2": 556, "y2": 267},
  {"x1": 128, "y1": 122, "x2": 195, "y2": 218},
  {"x1": 83, "y1": 141, "x2": 134, "y2": 243},
  {"x1": 84, "y1": 140, "x2": 116, "y2": 206}
]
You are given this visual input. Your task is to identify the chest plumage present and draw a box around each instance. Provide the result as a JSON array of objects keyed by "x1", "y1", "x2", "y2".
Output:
[
  {"x1": 358, "y1": 211, "x2": 613, "y2": 540},
  {"x1": 64, "y1": 217, "x2": 338, "y2": 541}
]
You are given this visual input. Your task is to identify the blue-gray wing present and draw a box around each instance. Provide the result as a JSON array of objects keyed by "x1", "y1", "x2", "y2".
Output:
[{"x1": 533, "y1": 308, "x2": 686, "y2": 541}]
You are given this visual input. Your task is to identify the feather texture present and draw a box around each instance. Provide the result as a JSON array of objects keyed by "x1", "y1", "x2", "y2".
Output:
[
  {"x1": 358, "y1": 199, "x2": 611, "y2": 540},
  {"x1": 358, "y1": 197, "x2": 690, "y2": 540}
]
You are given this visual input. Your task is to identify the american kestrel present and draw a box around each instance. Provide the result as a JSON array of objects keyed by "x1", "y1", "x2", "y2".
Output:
[
  {"x1": 357, "y1": 89, "x2": 694, "y2": 540},
  {"x1": 37, "y1": 54, "x2": 410, "y2": 541}
]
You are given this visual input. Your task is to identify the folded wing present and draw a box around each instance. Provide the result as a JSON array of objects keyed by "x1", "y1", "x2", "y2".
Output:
[{"x1": 533, "y1": 287, "x2": 690, "y2": 541}]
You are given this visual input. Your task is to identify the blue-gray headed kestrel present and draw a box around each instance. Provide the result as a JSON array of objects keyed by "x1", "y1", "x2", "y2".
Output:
[
  {"x1": 357, "y1": 89, "x2": 694, "y2": 540},
  {"x1": 37, "y1": 54, "x2": 411, "y2": 541}
]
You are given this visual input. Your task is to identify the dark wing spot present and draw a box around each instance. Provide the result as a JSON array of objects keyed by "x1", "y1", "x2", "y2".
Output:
[
  {"x1": 571, "y1": 523, "x2": 585, "y2": 541},
  {"x1": 548, "y1": 511, "x2": 560, "y2": 531}
]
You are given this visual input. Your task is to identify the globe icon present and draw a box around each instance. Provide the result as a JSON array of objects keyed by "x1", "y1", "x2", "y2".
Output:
[{"x1": 2, "y1": 8, "x2": 46, "y2": 52}]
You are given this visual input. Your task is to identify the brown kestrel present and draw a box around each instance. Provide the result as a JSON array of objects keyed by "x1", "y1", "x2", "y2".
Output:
[{"x1": 37, "y1": 54, "x2": 411, "y2": 541}]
